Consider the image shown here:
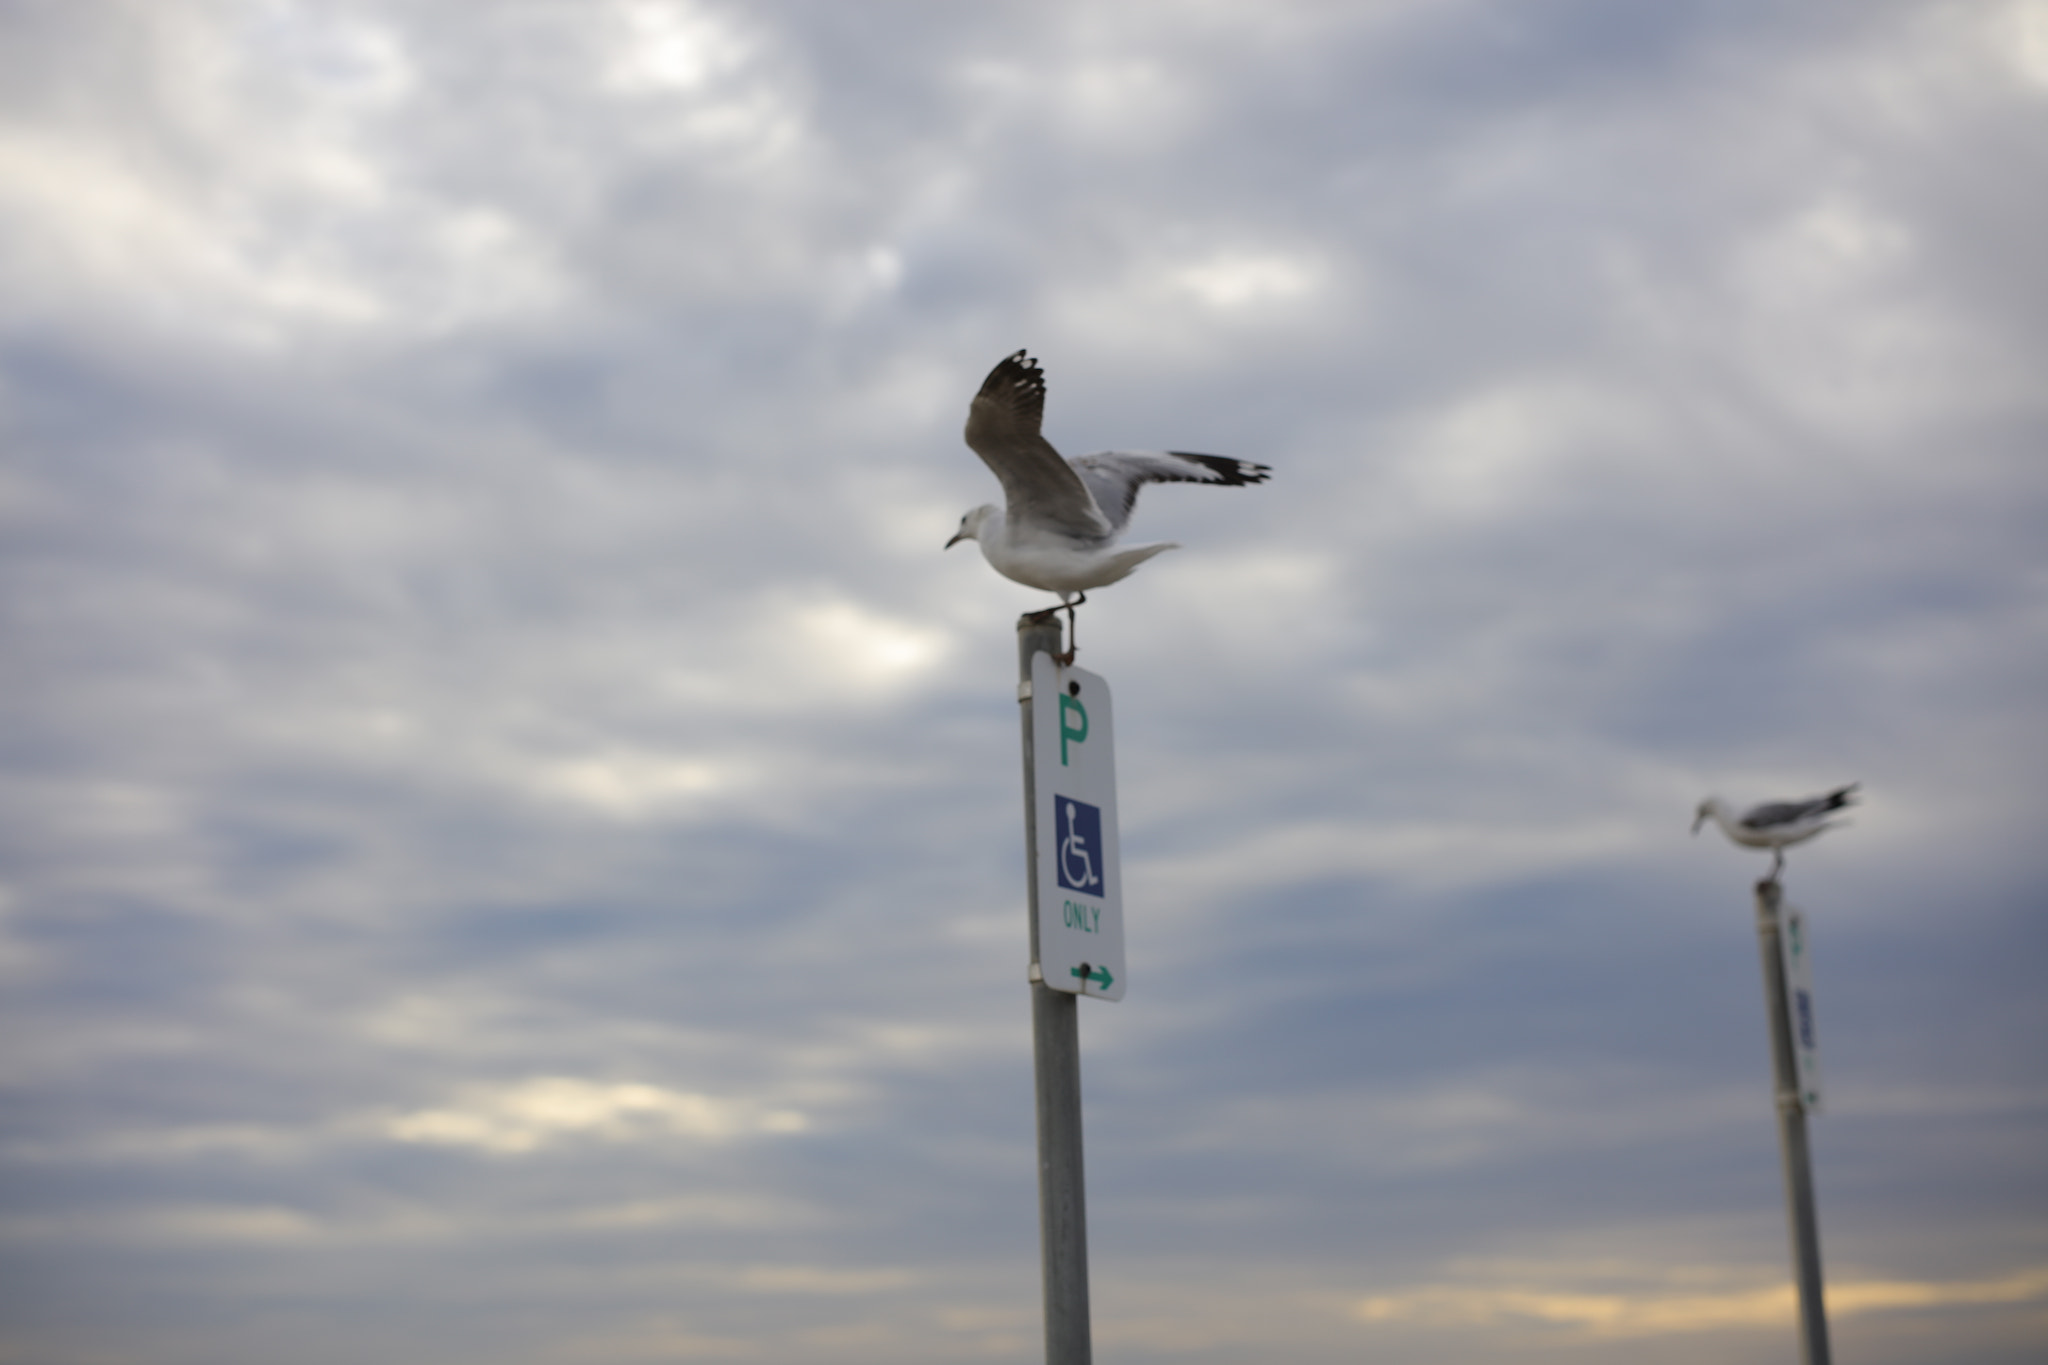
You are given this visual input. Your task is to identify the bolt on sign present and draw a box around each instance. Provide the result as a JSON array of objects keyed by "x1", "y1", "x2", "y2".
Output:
[
  {"x1": 1030, "y1": 652, "x2": 1126, "y2": 1000},
  {"x1": 1779, "y1": 905, "x2": 1822, "y2": 1111}
]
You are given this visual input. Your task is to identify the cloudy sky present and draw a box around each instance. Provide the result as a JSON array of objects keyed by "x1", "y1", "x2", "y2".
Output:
[{"x1": 2, "y1": 1, "x2": 2045, "y2": 1361}]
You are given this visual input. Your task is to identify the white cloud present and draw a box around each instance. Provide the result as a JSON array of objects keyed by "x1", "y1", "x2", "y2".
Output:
[
  {"x1": 382, "y1": 1076, "x2": 808, "y2": 1154},
  {"x1": 526, "y1": 752, "x2": 735, "y2": 816},
  {"x1": 602, "y1": 0, "x2": 753, "y2": 94},
  {"x1": 1997, "y1": 0, "x2": 2048, "y2": 88},
  {"x1": 1353, "y1": 1261, "x2": 2048, "y2": 1337},
  {"x1": 1175, "y1": 250, "x2": 1324, "y2": 310}
]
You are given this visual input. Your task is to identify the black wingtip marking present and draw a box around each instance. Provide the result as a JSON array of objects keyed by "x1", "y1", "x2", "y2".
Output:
[
  {"x1": 980, "y1": 349, "x2": 1044, "y2": 399},
  {"x1": 1825, "y1": 782, "x2": 1861, "y2": 811},
  {"x1": 1169, "y1": 450, "x2": 1272, "y2": 486}
]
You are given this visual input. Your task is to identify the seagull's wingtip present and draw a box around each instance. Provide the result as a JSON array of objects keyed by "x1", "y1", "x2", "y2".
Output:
[{"x1": 1167, "y1": 451, "x2": 1272, "y2": 486}]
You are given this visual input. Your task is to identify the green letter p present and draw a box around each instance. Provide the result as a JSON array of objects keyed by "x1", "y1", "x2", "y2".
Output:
[{"x1": 1059, "y1": 695, "x2": 1088, "y2": 766}]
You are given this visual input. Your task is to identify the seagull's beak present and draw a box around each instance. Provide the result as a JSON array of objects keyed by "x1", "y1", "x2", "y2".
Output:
[
  {"x1": 944, "y1": 529, "x2": 966, "y2": 549},
  {"x1": 1690, "y1": 811, "x2": 1706, "y2": 835}
]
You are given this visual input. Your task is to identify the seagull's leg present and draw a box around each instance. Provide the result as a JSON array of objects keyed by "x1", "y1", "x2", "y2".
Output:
[
  {"x1": 1055, "y1": 593, "x2": 1087, "y2": 666},
  {"x1": 1769, "y1": 848, "x2": 1784, "y2": 882}
]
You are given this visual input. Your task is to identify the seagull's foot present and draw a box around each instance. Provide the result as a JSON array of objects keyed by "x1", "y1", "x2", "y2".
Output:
[
  {"x1": 1023, "y1": 603, "x2": 1076, "y2": 665},
  {"x1": 1059, "y1": 593, "x2": 1086, "y2": 665},
  {"x1": 1027, "y1": 595, "x2": 1085, "y2": 666}
]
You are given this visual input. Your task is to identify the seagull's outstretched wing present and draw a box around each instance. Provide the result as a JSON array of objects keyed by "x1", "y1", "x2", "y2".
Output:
[
  {"x1": 1739, "y1": 783, "x2": 1860, "y2": 831},
  {"x1": 1071, "y1": 450, "x2": 1273, "y2": 534},
  {"x1": 964, "y1": 351, "x2": 1112, "y2": 541}
]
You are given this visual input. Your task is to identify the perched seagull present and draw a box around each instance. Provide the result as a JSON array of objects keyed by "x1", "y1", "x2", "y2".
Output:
[
  {"x1": 947, "y1": 349, "x2": 1270, "y2": 658},
  {"x1": 1693, "y1": 783, "x2": 1860, "y2": 878}
]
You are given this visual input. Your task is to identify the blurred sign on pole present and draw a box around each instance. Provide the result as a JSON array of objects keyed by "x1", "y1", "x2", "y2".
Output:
[{"x1": 1779, "y1": 905, "x2": 1822, "y2": 1112}]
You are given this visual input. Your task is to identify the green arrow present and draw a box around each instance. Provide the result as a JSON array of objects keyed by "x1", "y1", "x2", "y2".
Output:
[{"x1": 1069, "y1": 963, "x2": 1113, "y2": 991}]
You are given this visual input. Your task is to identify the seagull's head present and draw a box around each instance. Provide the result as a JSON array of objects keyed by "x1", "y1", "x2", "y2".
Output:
[
  {"x1": 945, "y1": 504, "x2": 995, "y2": 549},
  {"x1": 1691, "y1": 798, "x2": 1717, "y2": 835}
]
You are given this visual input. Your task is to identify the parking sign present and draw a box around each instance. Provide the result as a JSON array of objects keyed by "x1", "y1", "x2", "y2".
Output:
[{"x1": 1031, "y1": 652, "x2": 1125, "y2": 1000}]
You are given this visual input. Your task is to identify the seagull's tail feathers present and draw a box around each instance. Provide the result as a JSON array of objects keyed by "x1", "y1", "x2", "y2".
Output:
[{"x1": 1096, "y1": 540, "x2": 1180, "y2": 586}]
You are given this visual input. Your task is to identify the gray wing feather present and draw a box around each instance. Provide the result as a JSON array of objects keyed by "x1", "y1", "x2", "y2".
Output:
[
  {"x1": 962, "y1": 352, "x2": 1112, "y2": 541},
  {"x1": 1070, "y1": 450, "x2": 1273, "y2": 533},
  {"x1": 1738, "y1": 801, "x2": 1815, "y2": 829},
  {"x1": 1738, "y1": 783, "x2": 1859, "y2": 830}
]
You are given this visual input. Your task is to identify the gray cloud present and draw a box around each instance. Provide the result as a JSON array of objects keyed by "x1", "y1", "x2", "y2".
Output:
[{"x1": 2, "y1": 1, "x2": 2044, "y2": 1361}]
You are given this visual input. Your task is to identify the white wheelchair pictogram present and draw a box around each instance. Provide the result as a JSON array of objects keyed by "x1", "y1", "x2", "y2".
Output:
[{"x1": 1060, "y1": 801, "x2": 1100, "y2": 890}]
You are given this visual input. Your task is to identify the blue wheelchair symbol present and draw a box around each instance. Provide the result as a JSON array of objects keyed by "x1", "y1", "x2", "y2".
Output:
[{"x1": 1055, "y1": 796, "x2": 1104, "y2": 895}]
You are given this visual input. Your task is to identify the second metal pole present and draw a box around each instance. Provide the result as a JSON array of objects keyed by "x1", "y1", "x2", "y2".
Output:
[
  {"x1": 1018, "y1": 613, "x2": 1091, "y2": 1365},
  {"x1": 1755, "y1": 877, "x2": 1831, "y2": 1365}
]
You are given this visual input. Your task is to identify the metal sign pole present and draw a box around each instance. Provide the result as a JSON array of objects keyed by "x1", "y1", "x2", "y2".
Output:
[
  {"x1": 1018, "y1": 613, "x2": 1092, "y2": 1365},
  {"x1": 1754, "y1": 876, "x2": 1832, "y2": 1365}
]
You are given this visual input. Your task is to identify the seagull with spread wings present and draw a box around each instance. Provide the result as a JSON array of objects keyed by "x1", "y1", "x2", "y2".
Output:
[
  {"x1": 946, "y1": 350, "x2": 1269, "y2": 656},
  {"x1": 1693, "y1": 783, "x2": 1860, "y2": 878}
]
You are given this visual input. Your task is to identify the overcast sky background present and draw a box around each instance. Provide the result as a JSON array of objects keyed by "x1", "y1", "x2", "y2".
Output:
[{"x1": 2, "y1": 2, "x2": 2045, "y2": 1362}]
